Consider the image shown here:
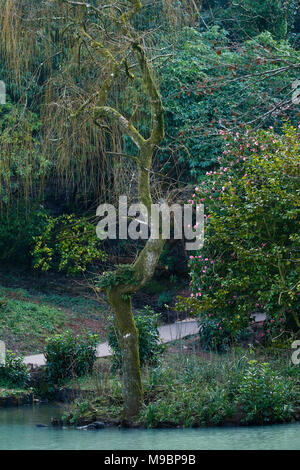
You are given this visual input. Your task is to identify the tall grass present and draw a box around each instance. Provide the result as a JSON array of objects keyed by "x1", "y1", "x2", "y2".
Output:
[{"x1": 62, "y1": 349, "x2": 300, "y2": 427}]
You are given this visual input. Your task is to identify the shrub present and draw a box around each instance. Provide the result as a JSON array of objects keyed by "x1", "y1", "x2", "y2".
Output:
[
  {"x1": 177, "y1": 124, "x2": 300, "y2": 341},
  {"x1": 0, "y1": 350, "x2": 30, "y2": 388},
  {"x1": 198, "y1": 316, "x2": 250, "y2": 353},
  {"x1": 107, "y1": 306, "x2": 165, "y2": 370},
  {"x1": 32, "y1": 214, "x2": 107, "y2": 275},
  {"x1": 45, "y1": 331, "x2": 99, "y2": 385},
  {"x1": 236, "y1": 360, "x2": 294, "y2": 424}
]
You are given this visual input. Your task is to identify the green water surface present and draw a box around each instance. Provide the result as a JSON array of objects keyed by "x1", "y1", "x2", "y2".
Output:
[{"x1": 0, "y1": 405, "x2": 299, "y2": 450}]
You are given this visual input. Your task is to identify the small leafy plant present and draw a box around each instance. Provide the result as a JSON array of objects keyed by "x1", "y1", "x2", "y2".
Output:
[
  {"x1": 32, "y1": 214, "x2": 107, "y2": 275},
  {"x1": 236, "y1": 360, "x2": 294, "y2": 424},
  {"x1": 0, "y1": 350, "x2": 30, "y2": 388}
]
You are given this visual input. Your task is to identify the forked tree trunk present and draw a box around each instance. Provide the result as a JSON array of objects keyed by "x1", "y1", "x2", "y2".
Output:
[{"x1": 97, "y1": 38, "x2": 165, "y2": 419}]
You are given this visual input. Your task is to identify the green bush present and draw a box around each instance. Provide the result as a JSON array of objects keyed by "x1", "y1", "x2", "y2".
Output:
[
  {"x1": 107, "y1": 307, "x2": 165, "y2": 370},
  {"x1": 199, "y1": 316, "x2": 250, "y2": 352},
  {"x1": 45, "y1": 331, "x2": 99, "y2": 385},
  {"x1": 32, "y1": 213, "x2": 107, "y2": 275},
  {"x1": 0, "y1": 350, "x2": 30, "y2": 388},
  {"x1": 0, "y1": 207, "x2": 107, "y2": 273},
  {"x1": 178, "y1": 124, "x2": 300, "y2": 340},
  {"x1": 236, "y1": 360, "x2": 294, "y2": 424}
]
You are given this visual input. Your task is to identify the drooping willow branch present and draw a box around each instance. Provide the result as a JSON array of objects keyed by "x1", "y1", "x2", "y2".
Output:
[{"x1": 58, "y1": 0, "x2": 166, "y2": 281}]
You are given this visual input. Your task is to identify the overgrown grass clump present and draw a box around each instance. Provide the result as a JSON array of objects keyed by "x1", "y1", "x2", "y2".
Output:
[{"x1": 141, "y1": 353, "x2": 298, "y2": 427}]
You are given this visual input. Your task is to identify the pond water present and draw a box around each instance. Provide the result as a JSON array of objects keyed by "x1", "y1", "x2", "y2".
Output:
[{"x1": 0, "y1": 404, "x2": 299, "y2": 450}]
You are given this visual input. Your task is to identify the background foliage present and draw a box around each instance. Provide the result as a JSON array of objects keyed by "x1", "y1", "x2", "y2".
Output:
[{"x1": 108, "y1": 307, "x2": 165, "y2": 370}]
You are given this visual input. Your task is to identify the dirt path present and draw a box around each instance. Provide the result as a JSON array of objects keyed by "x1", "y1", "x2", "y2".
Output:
[{"x1": 23, "y1": 319, "x2": 199, "y2": 366}]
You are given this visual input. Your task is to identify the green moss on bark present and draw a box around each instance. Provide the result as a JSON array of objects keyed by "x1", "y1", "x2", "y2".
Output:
[{"x1": 107, "y1": 288, "x2": 143, "y2": 419}]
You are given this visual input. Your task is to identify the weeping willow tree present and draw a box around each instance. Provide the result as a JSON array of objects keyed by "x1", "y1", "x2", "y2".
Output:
[{"x1": 0, "y1": 0, "x2": 130, "y2": 206}]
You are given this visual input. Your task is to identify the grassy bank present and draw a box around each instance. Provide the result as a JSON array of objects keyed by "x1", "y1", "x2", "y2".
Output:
[
  {"x1": 0, "y1": 284, "x2": 106, "y2": 354},
  {"x1": 59, "y1": 349, "x2": 300, "y2": 428}
]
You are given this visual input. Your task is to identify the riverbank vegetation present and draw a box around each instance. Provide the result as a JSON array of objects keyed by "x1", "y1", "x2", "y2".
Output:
[
  {"x1": 58, "y1": 348, "x2": 300, "y2": 428},
  {"x1": 0, "y1": 320, "x2": 299, "y2": 427}
]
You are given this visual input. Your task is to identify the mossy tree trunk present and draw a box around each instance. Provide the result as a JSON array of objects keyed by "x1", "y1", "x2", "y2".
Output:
[
  {"x1": 106, "y1": 237, "x2": 166, "y2": 419},
  {"x1": 107, "y1": 289, "x2": 143, "y2": 419}
]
